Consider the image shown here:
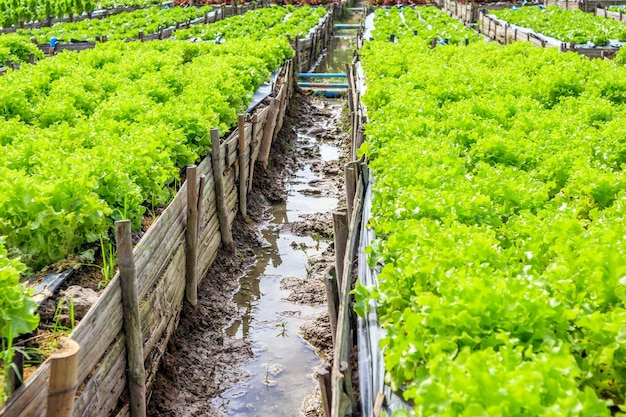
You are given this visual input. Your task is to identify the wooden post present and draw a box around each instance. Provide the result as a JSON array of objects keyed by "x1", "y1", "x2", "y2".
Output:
[
  {"x1": 185, "y1": 165, "x2": 198, "y2": 308},
  {"x1": 316, "y1": 364, "x2": 332, "y2": 417},
  {"x1": 28, "y1": 53, "x2": 34, "y2": 64},
  {"x1": 248, "y1": 113, "x2": 260, "y2": 193},
  {"x1": 345, "y1": 162, "x2": 358, "y2": 221},
  {"x1": 295, "y1": 35, "x2": 301, "y2": 73},
  {"x1": 324, "y1": 266, "x2": 340, "y2": 346},
  {"x1": 46, "y1": 338, "x2": 80, "y2": 417},
  {"x1": 7, "y1": 351, "x2": 24, "y2": 394},
  {"x1": 333, "y1": 211, "x2": 349, "y2": 294},
  {"x1": 238, "y1": 114, "x2": 248, "y2": 219},
  {"x1": 210, "y1": 128, "x2": 235, "y2": 252},
  {"x1": 258, "y1": 98, "x2": 279, "y2": 171},
  {"x1": 197, "y1": 174, "x2": 207, "y2": 232},
  {"x1": 115, "y1": 220, "x2": 147, "y2": 417}
]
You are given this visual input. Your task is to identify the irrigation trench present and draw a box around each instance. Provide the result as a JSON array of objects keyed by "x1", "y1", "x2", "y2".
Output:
[{"x1": 147, "y1": 7, "x2": 362, "y2": 417}]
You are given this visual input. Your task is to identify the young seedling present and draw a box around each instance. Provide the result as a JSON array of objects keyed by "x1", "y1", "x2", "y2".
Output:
[{"x1": 276, "y1": 321, "x2": 288, "y2": 337}]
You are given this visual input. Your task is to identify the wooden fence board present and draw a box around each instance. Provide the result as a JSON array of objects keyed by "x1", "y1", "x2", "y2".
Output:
[
  {"x1": 74, "y1": 337, "x2": 126, "y2": 417},
  {"x1": 140, "y1": 243, "x2": 186, "y2": 358},
  {"x1": 0, "y1": 363, "x2": 49, "y2": 417},
  {"x1": 72, "y1": 281, "x2": 123, "y2": 386}
]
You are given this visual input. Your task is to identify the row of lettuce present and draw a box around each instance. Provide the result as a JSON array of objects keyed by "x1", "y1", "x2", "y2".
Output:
[
  {"x1": 0, "y1": 3, "x2": 325, "y2": 63},
  {"x1": 492, "y1": 6, "x2": 626, "y2": 46},
  {"x1": 0, "y1": 5, "x2": 213, "y2": 64},
  {"x1": 355, "y1": 6, "x2": 626, "y2": 417},
  {"x1": 0, "y1": 6, "x2": 325, "y2": 401},
  {"x1": 1, "y1": 4, "x2": 325, "y2": 270}
]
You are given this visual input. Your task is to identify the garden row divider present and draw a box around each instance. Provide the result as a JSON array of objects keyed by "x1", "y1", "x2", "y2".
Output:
[
  {"x1": 436, "y1": 0, "x2": 542, "y2": 24},
  {"x1": 0, "y1": 2, "x2": 169, "y2": 35},
  {"x1": 325, "y1": 52, "x2": 370, "y2": 417},
  {"x1": 476, "y1": 9, "x2": 619, "y2": 58},
  {"x1": 38, "y1": 1, "x2": 269, "y2": 55},
  {"x1": 0, "y1": 54, "x2": 301, "y2": 417},
  {"x1": 595, "y1": 5, "x2": 626, "y2": 21},
  {"x1": 545, "y1": 0, "x2": 626, "y2": 12}
]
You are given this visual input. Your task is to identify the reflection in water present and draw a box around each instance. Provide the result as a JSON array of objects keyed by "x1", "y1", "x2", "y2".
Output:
[
  {"x1": 215, "y1": 6, "x2": 363, "y2": 415},
  {"x1": 217, "y1": 131, "x2": 339, "y2": 417}
]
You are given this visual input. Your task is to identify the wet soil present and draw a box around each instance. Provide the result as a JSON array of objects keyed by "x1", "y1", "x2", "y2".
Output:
[{"x1": 147, "y1": 90, "x2": 350, "y2": 417}]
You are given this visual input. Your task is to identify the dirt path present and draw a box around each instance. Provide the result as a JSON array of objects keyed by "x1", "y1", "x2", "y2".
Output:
[{"x1": 147, "y1": 91, "x2": 349, "y2": 417}]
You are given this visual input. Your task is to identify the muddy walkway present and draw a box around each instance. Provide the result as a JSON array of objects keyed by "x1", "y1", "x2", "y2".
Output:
[{"x1": 147, "y1": 92, "x2": 349, "y2": 417}]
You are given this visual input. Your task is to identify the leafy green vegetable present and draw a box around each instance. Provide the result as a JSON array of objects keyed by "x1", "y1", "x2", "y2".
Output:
[
  {"x1": 493, "y1": 6, "x2": 626, "y2": 45},
  {"x1": 358, "y1": 9, "x2": 626, "y2": 415},
  {"x1": 0, "y1": 237, "x2": 38, "y2": 402},
  {"x1": 16, "y1": 5, "x2": 213, "y2": 43}
]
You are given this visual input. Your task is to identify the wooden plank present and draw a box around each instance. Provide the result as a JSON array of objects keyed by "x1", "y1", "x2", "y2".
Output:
[
  {"x1": 197, "y1": 229, "x2": 222, "y2": 282},
  {"x1": 185, "y1": 166, "x2": 199, "y2": 307},
  {"x1": 141, "y1": 244, "x2": 186, "y2": 358},
  {"x1": 238, "y1": 115, "x2": 249, "y2": 218},
  {"x1": 211, "y1": 128, "x2": 235, "y2": 252},
  {"x1": 72, "y1": 277, "x2": 123, "y2": 386},
  {"x1": 0, "y1": 362, "x2": 49, "y2": 417},
  {"x1": 331, "y1": 168, "x2": 366, "y2": 417},
  {"x1": 115, "y1": 220, "x2": 146, "y2": 417},
  {"x1": 134, "y1": 183, "x2": 186, "y2": 279},
  {"x1": 145, "y1": 300, "x2": 182, "y2": 392},
  {"x1": 114, "y1": 405, "x2": 130, "y2": 417},
  {"x1": 73, "y1": 337, "x2": 126, "y2": 417}
]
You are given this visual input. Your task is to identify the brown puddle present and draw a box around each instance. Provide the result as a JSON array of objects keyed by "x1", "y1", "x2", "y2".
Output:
[{"x1": 213, "y1": 101, "x2": 343, "y2": 416}]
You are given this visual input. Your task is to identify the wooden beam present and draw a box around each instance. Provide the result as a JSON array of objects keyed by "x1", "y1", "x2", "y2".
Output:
[
  {"x1": 115, "y1": 220, "x2": 146, "y2": 417},
  {"x1": 210, "y1": 128, "x2": 235, "y2": 252},
  {"x1": 185, "y1": 165, "x2": 198, "y2": 307}
]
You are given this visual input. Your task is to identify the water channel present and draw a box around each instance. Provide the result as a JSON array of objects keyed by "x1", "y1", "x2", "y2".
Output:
[{"x1": 212, "y1": 6, "x2": 362, "y2": 416}]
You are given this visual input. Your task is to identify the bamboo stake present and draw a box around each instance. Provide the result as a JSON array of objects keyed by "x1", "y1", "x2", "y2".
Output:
[
  {"x1": 316, "y1": 364, "x2": 332, "y2": 417},
  {"x1": 345, "y1": 162, "x2": 358, "y2": 221},
  {"x1": 115, "y1": 220, "x2": 147, "y2": 417},
  {"x1": 324, "y1": 266, "x2": 339, "y2": 347},
  {"x1": 258, "y1": 98, "x2": 279, "y2": 171},
  {"x1": 237, "y1": 114, "x2": 248, "y2": 219},
  {"x1": 248, "y1": 113, "x2": 260, "y2": 193},
  {"x1": 47, "y1": 338, "x2": 80, "y2": 417},
  {"x1": 295, "y1": 35, "x2": 301, "y2": 73},
  {"x1": 211, "y1": 128, "x2": 235, "y2": 252},
  {"x1": 197, "y1": 174, "x2": 207, "y2": 231},
  {"x1": 333, "y1": 211, "x2": 349, "y2": 293},
  {"x1": 185, "y1": 165, "x2": 198, "y2": 307}
]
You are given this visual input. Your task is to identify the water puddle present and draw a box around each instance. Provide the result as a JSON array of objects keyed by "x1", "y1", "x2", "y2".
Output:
[
  {"x1": 211, "y1": 5, "x2": 363, "y2": 415},
  {"x1": 215, "y1": 129, "x2": 339, "y2": 416}
]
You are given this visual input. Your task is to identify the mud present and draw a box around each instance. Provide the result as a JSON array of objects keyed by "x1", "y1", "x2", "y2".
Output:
[
  {"x1": 147, "y1": 89, "x2": 350, "y2": 416},
  {"x1": 148, "y1": 216, "x2": 259, "y2": 417}
]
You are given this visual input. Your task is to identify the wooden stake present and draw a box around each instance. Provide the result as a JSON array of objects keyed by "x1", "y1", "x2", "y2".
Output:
[
  {"x1": 46, "y1": 338, "x2": 80, "y2": 417},
  {"x1": 324, "y1": 266, "x2": 340, "y2": 347},
  {"x1": 197, "y1": 174, "x2": 207, "y2": 232},
  {"x1": 316, "y1": 364, "x2": 332, "y2": 417},
  {"x1": 115, "y1": 220, "x2": 147, "y2": 417},
  {"x1": 237, "y1": 114, "x2": 248, "y2": 219},
  {"x1": 258, "y1": 98, "x2": 279, "y2": 171},
  {"x1": 344, "y1": 162, "x2": 358, "y2": 221},
  {"x1": 185, "y1": 165, "x2": 198, "y2": 307},
  {"x1": 248, "y1": 113, "x2": 260, "y2": 193},
  {"x1": 211, "y1": 128, "x2": 235, "y2": 252},
  {"x1": 295, "y1": 35, "x2": 301, "y2": 73},
  {"x1": 333, "y1": 211, "x2": 349, "y2": 294}
]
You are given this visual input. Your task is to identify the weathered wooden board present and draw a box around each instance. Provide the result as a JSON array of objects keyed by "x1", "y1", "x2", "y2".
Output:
[
  {"x1": 140, "y1": 243, "x2": 186, "y2": 358},
  {"x1": 0, "y1": 362, "x2": 49, "y2": 417},
  {"x1": 74, "y1": 337, "x2": 126, "y2": 417},
  {"x1": 72, "y1": 278, "x2": 123, "y2": 386}
]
